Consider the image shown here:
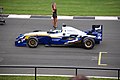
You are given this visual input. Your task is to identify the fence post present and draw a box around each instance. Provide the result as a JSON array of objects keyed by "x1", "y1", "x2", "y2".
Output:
[
  {"x1": 75, "y1": 68, "x2": 77, "y2": 76},
  {"x1": 35, "y1": 67, "x2": 37, "y2": 80},
  {"x1": 118, "y1": 70, "x2": 119, "y2": 80}
]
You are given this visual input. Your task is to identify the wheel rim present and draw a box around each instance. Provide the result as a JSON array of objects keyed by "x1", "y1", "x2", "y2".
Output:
[
  {"x1": 28, "y1": 39, "x2": 37, "y2": 47},
  {"x1": 85, "y1": 40, "x2": 93, "y2": 48}
]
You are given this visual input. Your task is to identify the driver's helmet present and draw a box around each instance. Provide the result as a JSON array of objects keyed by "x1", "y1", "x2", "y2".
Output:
[{"x1": 62, "y1": 23, "x2": 66, "y2": 27}]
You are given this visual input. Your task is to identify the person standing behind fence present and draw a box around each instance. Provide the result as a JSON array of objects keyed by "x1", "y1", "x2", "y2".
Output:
[
  {"x1": 70, "y1": 75, "x2": 89, "y2": 80},
  {"x1": 52, "y1": 2, "x2": 57, "y2": 29}
]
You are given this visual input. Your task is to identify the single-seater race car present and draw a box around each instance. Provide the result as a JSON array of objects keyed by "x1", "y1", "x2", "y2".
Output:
[{"x1": 15, "y1": 24, "x2": 103, "y2": 49}]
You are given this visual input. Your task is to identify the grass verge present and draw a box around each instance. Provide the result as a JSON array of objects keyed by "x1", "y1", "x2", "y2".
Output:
[
  {"x1": 0, "y1": 76, "x2": 117, "y2": 80},
  {"x1": 0, "y1": 0, "x2": 120, "y2": 16}
]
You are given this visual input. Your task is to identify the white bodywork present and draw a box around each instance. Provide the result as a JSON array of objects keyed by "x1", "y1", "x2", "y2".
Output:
[
  {"x1": 62, "y1": 26, "x2": 96, "y2": 38},
  {"x1": 24, "y1": 26, "x2": 96, "y2": 38}
]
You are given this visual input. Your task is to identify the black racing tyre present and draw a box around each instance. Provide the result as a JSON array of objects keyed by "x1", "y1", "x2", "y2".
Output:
[
  {"x1": 0, "y1": 21, "x2": 5, "y2": 25},
  {"x1": 27, "y1": 37, "x2": 38, "y2": 48},
  {"x1": 83, "y1": 37, "x2": 95, "y2": 49}
]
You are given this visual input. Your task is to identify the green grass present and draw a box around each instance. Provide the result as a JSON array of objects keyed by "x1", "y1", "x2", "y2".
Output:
[
  {"x1": 0, "y1": 0, "x2": 120, "y2": 16},
  {"x1": 0, "y1": 76, "x2": 117, "y2": 80},
  {"x1": 0, "y1": 76, "x2": 68, "y2": 80}
]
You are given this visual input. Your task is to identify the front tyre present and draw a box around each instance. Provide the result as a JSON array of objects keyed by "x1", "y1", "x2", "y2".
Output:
[
  {"x1": 83, "y1": 37, "x2": 95, "y2": 49},
  {"x1": 27, "y1": 37, "x2": 38, "y2": 48}
]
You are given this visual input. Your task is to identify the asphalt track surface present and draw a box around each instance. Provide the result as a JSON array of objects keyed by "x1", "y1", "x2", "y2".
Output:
[{"x1": 0, "y1": 18, "x2": 120, "y2": 77}]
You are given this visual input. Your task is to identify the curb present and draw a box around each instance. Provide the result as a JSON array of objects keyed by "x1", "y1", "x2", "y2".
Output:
[{"x1": 3, "y1": 14, "x2": 120, "y2": 20}]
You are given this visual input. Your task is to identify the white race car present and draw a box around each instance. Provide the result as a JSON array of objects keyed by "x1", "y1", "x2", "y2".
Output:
[{"x1": 15, "y1": 24, "x2": 103, "y2": 49}]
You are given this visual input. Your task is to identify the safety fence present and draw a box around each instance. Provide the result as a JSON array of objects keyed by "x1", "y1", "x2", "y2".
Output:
[{"x1": 0, "y1": 65, "x2": 119, "y2": 80}]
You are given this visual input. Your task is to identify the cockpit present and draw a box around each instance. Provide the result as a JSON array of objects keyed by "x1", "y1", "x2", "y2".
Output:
[{"x1": 47, "y1": 29, "x2": 62, "y2": 34}]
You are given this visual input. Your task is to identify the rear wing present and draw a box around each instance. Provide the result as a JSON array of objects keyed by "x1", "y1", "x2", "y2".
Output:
[
  {"x1": 92, "y1": 25, "x2": 103, "y2": 34},
  {"x1": 92, "y1": 25, "x2": 103, "y2": 41}
]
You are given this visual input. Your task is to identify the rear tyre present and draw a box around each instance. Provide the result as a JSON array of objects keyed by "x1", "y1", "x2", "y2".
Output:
[
  {"x1": 27, "y1": 37, "x2": 38, "y2": 48},
  {"x1": 83, "y1": 37, "x2": 95, "y2": 49}
]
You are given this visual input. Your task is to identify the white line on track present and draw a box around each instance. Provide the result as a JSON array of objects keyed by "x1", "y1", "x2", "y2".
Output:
[
  {"x1": 8, "y1": 15, "x2": 31, "y2": 19},
  {"x1": 0, "y1": 74, "x2": 117, "y2": 79},
  {"x1": 95, "y1": 16, "x2": 118, "y2": 20},
  {"x1": 51, "y1": 16, "x2": 73, "y2": 20}
]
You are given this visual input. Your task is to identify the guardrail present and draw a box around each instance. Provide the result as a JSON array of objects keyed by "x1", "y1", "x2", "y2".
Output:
[{"x1": 0, "y1": 65, "x2": 119, "y2": 80}]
